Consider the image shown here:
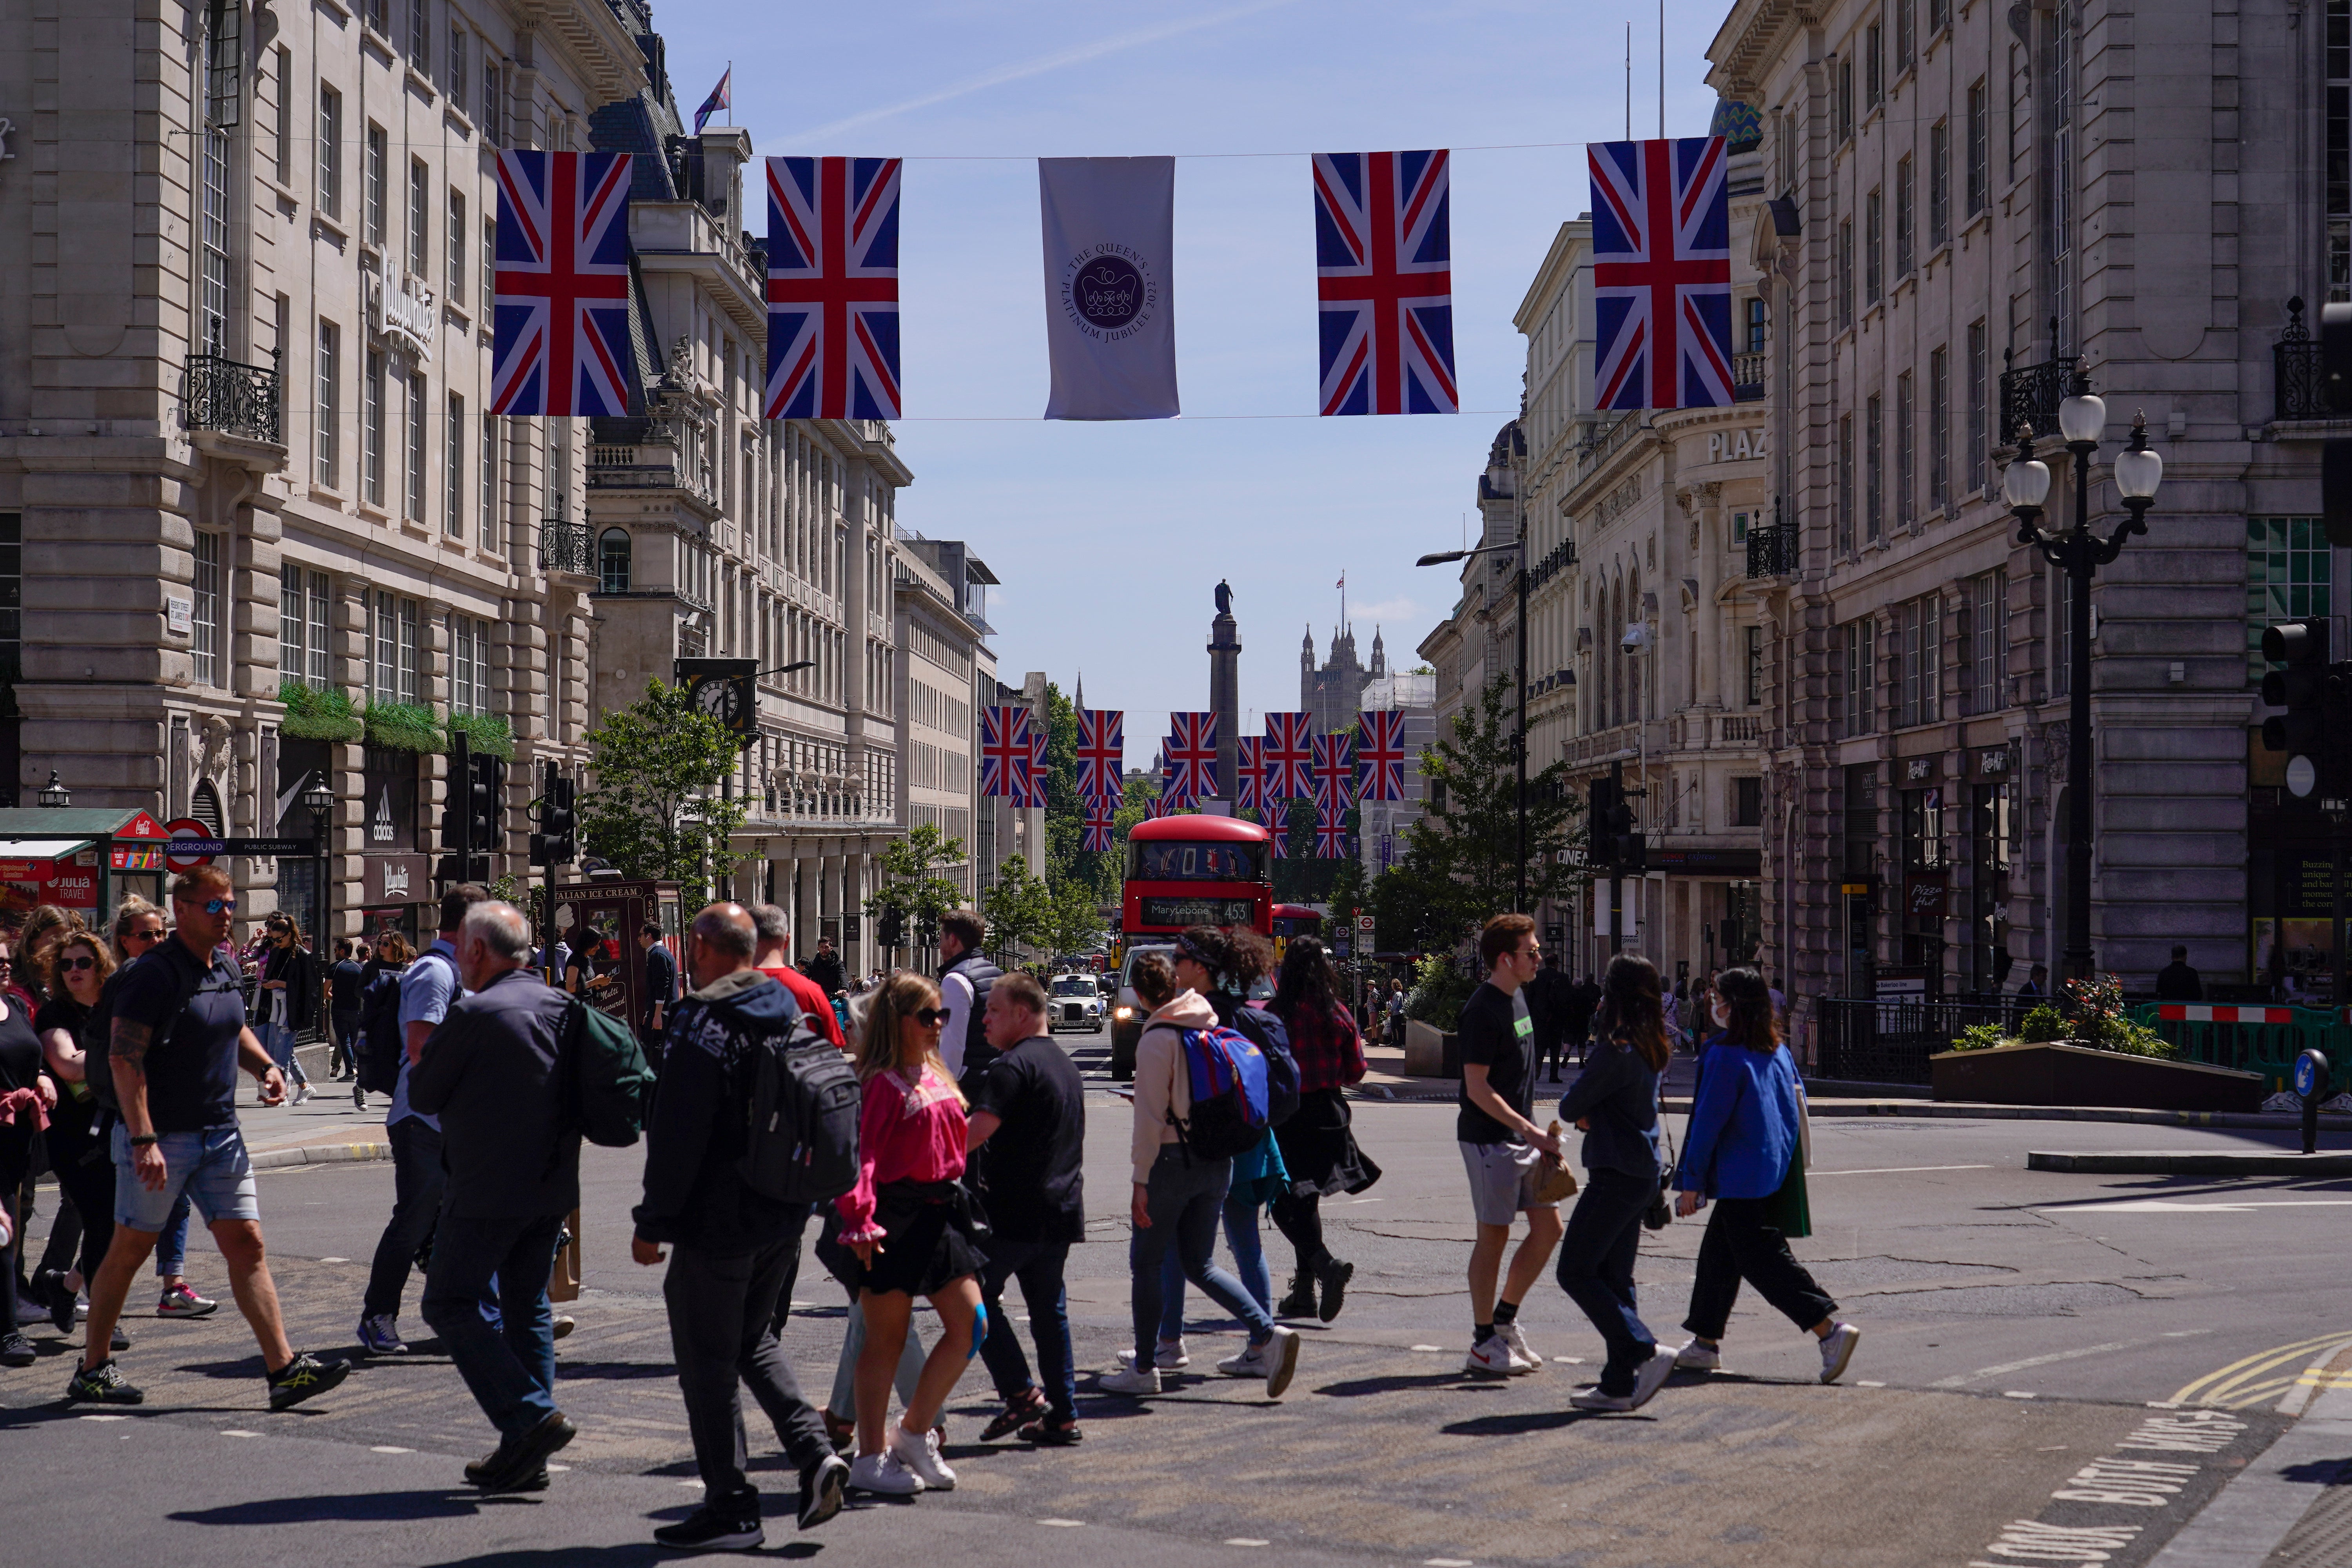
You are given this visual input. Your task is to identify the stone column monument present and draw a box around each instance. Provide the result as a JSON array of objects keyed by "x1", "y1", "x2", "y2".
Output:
[{"x1": 1209, "y1": 580, "x2": 1241, "y2": 809}]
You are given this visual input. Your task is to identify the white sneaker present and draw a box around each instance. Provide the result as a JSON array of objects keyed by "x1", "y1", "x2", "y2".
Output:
[
  {"x1": 1570, "y1": 1387, "x2": 1634, "y2": 1412},
  {"x1": 1216, "y1": 1327, "x2": 1302, "y2": 1398},
  {"x1": 1818, "y1": 1322, "x2": 1861, "y2": 1385},
  {"x1": 1463, "y1": 1336, "x2": 1521, "y2": 1377},
  {"x1": 292, "y1": 1084, "x2": 313, "y2": 1105},
  {"x1": 1497, "y1": 1321, "x2": 1543, "y2": 1373},
  {"x1": 888, "y1": 1421, "x2": 955, "y2": 1491},
  {"x1": 1118, "y1": 1337, "x2": 1190, "y2": 1371},
  {"x1": 1675, "y1": 1338, "x2": 1721, "y2": 1371},
  {"x1": 1098, "y1": 1364, "x2": 1161, "y2": 1396},
  {"x1": 1628, "y1": 1348, "x2": 1677, "y2": 1410},
  {"x1": 846, "y1": 1450, "x2": 923, "y2": 1496}
]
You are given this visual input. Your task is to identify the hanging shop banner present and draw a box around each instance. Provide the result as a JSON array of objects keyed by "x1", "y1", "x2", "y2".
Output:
[
  {"x1": 1589, "y1": 136, "x2": 1732, "y2": 410},
  {"x1": 1313, "y1": 150, "x2": 1457, "y2": 416},
  {"x1": 491, "y1": 150, "x2": 635, "y2": 416},
  {"x1": 1039, "y1": 156, "x2": 1178, "y2": 421},
  {"x1": 766, "y1": 156, "x2": 903, "y2": 420}
]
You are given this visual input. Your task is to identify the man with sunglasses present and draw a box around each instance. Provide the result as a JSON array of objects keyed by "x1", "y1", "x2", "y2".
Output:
[{"x1": 68, "y1": 865, "x2": 349, "y2": 1410}]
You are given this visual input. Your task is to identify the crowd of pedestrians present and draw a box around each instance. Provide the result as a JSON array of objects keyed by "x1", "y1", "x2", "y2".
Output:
[{"x1": 1, "y1": 877, "x2": 1863, "y2": 1550}]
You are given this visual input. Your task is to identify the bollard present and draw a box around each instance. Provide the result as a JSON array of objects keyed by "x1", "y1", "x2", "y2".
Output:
[{"x1": 2294, "y1": 1048, "x2": 2330, "y2": 1157}]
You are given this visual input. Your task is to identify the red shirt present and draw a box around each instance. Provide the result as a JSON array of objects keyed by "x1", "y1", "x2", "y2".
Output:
[{"x1": 757, "y1": 961, "x2": 846, "y2": 1049}]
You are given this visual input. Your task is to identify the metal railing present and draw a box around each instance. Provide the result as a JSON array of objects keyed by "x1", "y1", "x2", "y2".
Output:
[
  {"x1": 181, "y1": 350, "x2": 283, "y2": 445},
  {"x1": 2272, "y1": 297, "x2": 2331, "y2": 422},
  {"x1": 1732, "y1": 351, "x2": 1768, "y2": 401},
  {"x1": 1813, "y1": 995, "x2": 2033, "y2": 1085},
  {"x1": 1998, "y1": 345, "x2": 2077, "y2": 445},
  {"x1": 539, "y1": 517, "x2": 594, "y2": 576},
  {"x1": 1745, "y1": 519, "x2": 1798, "y2": 577}
]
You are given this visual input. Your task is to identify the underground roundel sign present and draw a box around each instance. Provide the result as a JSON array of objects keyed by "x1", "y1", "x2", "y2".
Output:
[{"x1": 163, "y1": 818, "x2": 217, "y2": 873}]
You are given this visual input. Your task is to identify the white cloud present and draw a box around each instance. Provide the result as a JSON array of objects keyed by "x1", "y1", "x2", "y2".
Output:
[{"x1": 1347, "y1": 596, "x2": 1421, "y2": 626}]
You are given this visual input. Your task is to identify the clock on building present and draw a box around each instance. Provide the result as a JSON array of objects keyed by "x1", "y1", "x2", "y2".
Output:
[{"x1": 672, "y1": 658, "x2": 759, "y2": 744}]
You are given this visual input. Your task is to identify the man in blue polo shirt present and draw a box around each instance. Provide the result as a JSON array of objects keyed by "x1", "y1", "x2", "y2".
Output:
[{"x1": 68, "y1": 865, "x2": 349, "y2": 1410}]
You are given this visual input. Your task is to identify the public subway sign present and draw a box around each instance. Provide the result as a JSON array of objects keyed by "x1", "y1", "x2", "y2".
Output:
[{"x1": 1704, "y1": 428, "x2": 1769, "y2": 461}]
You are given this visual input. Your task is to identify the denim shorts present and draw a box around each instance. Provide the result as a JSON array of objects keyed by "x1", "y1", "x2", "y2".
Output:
[
  {"x1": 113, "y1": 1122, "x2": 260, "y2": 1231},
  {"x1": 1460, "y1": 1139, "x2": 1553, "y2": 1227}
]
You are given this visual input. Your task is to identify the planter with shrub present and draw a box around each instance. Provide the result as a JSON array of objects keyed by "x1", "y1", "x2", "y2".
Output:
[{"x1": 1932, "y1": 975, "x2": 2264, "y2": 1111}]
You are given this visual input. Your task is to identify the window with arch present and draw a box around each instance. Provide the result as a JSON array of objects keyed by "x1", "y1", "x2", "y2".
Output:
[
  {"x1": 598, "y1": 528, "x2": 632, "y2": 594},
  {"x1": 192, "y1": 778, "x2": 225, "y2": 835}
]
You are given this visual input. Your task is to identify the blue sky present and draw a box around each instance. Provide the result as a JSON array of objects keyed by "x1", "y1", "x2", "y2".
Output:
[{"x1": 666, "y1": 0, "x2": 1720, "y2": 764}]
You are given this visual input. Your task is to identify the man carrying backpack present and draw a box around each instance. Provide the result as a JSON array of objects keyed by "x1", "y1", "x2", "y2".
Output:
[{"x1": 632, "y1": 903, "x2": 852, "y2": 1549}]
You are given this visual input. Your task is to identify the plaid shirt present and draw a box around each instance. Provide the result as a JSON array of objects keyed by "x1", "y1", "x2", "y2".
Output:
[{"x1": 1277, "y1": 999, "x2": 1366, "y2": 1094}]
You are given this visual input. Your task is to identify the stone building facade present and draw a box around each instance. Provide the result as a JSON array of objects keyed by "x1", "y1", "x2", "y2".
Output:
[
  {"x1": 1301, "y1": 622, "x2": 1383, "y2": 740},
  {"x1": 1706, "y1": 0, "x2": 2333, "y2": 1026}
]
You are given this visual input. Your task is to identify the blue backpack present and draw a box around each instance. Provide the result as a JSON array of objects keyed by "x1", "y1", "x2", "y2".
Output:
[
  {"x1": 1172, "y1": 1024, "x2": 1270, "y2": 1161},
  {"x1": 1229, "y1": 1003, "x2": 1300, "y2": 1129}
]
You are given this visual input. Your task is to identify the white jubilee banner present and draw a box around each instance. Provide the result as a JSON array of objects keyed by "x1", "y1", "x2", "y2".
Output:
[{"x1": 1038, "y1": 156, "x2": 1179, "y2": 421}]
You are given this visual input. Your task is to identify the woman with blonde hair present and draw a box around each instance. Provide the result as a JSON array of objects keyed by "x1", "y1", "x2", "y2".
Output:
[
  {"x1": 27, "y1": 931, "x2": 120, "y2": 1343},
  {"x1": 833, "y1": 971, "x2": 984, "y2": 1497}
]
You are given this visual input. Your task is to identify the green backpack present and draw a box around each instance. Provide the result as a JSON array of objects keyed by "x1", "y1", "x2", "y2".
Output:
[{"x1": 562, "y1": 996, "x2": 656, "y2": 1147}]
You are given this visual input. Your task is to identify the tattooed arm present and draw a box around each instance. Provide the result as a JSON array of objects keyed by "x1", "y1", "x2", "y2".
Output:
[{"x1": 111, "y1": 1016, "x2": 170, "y2": 1192}]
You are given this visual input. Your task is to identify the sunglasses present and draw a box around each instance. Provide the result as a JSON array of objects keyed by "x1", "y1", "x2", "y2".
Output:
[
  {"x1": 201, "y1": 898, "x2": 238, "y2": 915},
  {"x1": 908, "y1": 1007, "x2": 949, "y2": 1027},
  {"x1": 60, "y1": 955, "x2": 96, "y2": 973},
  {"x1": 125, "y1": 929, "x2": 163, "y2": 943}
]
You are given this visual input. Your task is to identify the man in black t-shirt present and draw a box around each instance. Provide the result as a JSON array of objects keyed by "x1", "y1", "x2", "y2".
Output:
[
  {"x1": 326, "y1": 939, "x2": 365, "y2": 1086},
  {"x1": 967, "y1": 972, "x2": 1085, "y2": 1446},
  {"x1": 68, "y1": 865, "x2": 349, "y2": 1412},
  {"x1": 1454, "y1": 913, "x2": 1564, "y2": 1380}
]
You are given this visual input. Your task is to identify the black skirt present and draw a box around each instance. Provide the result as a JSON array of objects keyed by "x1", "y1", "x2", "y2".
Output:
[
  {"x1": 846, "y1": 1179, "x2": 989, "y2": 1298},
  {"x1": 1273, "y1": 1087, "x2": 1381, "y2": 1199}
]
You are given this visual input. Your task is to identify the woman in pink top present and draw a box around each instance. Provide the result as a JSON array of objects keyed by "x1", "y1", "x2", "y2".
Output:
[{"x1": 835, "y1": 972, "x2": 984, "y2": 1498}]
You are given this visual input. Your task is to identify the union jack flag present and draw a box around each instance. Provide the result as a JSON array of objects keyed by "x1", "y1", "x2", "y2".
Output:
[
  {"x1": 1589, "y1": 137, "x2": 1733, "y2": 410},
  {"x1": 979, "y1": 704, "x2": 1031, "y2": 800},
  {"x1": 1162, "y1": 711, "x2": 1218, "y2": 805},
  {"x1": 1261, "y1": 805, "x2": 1289, "y2": 860},
  {"x1": 1082, "y1": 795, "x2": 1117, "y2": 853},
  {"x1": 1076, "y1": 708, "x2": 1125, "y2": 804},
  {"x1": 1263, "y1": 712, "x2": 1314, "y2": 802},
  {"x1": 1355, "y1": 709, "x2": 1407, "y2": 802},
  {"x1": 766, "y1": 157, "x2": 902, "y2": 421},
  {"x1": 1314, "y1": 150, "x2": 1456, "y2": 416},
  {"x1": 1026, "y1": 724, "x2": 1052, "y2": 809},
  {"x1": 1143, "y1": 791, "x2": 1172, "y2": 820},
  {"x1": 1312, "y1": 732, "x2": 1356, "y2": 815},
  {"x1": 492, "y1": 151, "x2": 635, "y2": 416},
  {"x1": 1314, "y1": 809, "x2": 1351, "y2": 860},
  {"x1": 1234, "y1": 735, "x2": 1264, "y2": 815}
]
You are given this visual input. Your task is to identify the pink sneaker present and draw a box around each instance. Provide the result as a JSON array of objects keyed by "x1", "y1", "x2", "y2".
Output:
[{"x1": 157, "y1": 1283, "x2": 220, "y2": 1319}]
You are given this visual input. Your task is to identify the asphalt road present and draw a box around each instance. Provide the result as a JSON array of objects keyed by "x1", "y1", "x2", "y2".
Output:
[{"x1": 5, "y1": 1024, "x2": 2347, "y2": 1566}]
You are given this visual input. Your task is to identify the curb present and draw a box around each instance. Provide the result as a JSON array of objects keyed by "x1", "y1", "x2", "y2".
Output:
[
  {"x1": 249, "y1": 1141, "x2": 390, "y2": 1171},
  {"x1": 2027, "y1": 1149, "x2": 2352, "y2": 1175},
  {"x1": 1348, "y1": 1084, "x2": 2352, "y2": 1131}
]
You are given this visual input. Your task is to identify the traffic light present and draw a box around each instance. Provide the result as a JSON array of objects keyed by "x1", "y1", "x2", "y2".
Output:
[
  {"x1": 877, "y1": 906, "x2": 905, "y2": 949},
  {"x1": 2261, "y1": 619, "x2": 2351, "y2": 801},
  {"x1": 2324, "y1": 304, "x2": 2352, "y2": 543},
  {"x1": 467, "y1": 754, "x2": 504, "y2": 882},
  {"x1": 532, "y1": 770, "x2": 577, "y2": 867},
  {"x1": 1587, "y1": 777, "x2": 1619, "y2": 864}
]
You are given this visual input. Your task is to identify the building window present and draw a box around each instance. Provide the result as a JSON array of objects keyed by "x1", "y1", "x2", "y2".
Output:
[
  {"x1": 2249, "y1": 517, "x2": 2333, "y2": 686},
  {"x1": 192, "y1": 531, "x2": 221, "y2": 687},
  {"x1": 1965, "y1": 319, "x2": 1987, "y2": 494},
  {"x1": 446, "y1": 394, "x2": 465, "y2": 536},
  {"x1": 1899, "y1": 595, "x2": 1940, "y2": 727},
  {"x1": 407, "y1": 371, "x2": 427, "y2": 522},
  {"x1": 280, "y1": 562, "x2": 305, "y2": 686},
  {"x1": 1930, "y1": 0, "x2": 1950, "y2": 35},
  {"x1": 2332, "y1": 0, "x2": 2351, "y2": 296},
  {"x1": 274, "y1": 47, "x2": 293, "y2": 185},
  {"x1": 1972, "y1": 569, "x2": 2008, "y2": 713},
  {"x1": 481, "y1": 415, "x2": 499, "y2": 553},
  {"x1": 373, "y1": 590, "x2": 397, "y2": 702},
  {"x1": 1837, "y1": 413, "x2": 1855, "y2": 553},
  {"x1": 1733, "y1": 776, "x2": 1764, "y2": 828},
  {"x1": 363, "y1": 348, "x2": 386, "y2": 506},
  {"x1": 1841, "y1": 617, "x2": 1877, "y2": 737},
  {"x1": 1969, "y1": 780, "x2": 2013, "y2": 992},
  {"x1": 448, "y1": 190, "x2": 465, "y2": 305},
  {"x1": 1929, "y1": 120, "x2": 1950, "y2": 247},
  {"x1": 1838, "y1": 53, "x2": 1855, "y2": 138},
  {"x1": 308, "y1": 570, "x2": 331, "y2": 687},
  {"x1": 452, "y1": 616, "x2": 492, "y2": 717},
  {"x1": 199, "y1": 122, "x2": 231, "y2": 354},
  {"x1": 599, "y1": 528, "x2": 632, "y2": 593},
  {"x1": 1837, "y1": 219, "x2": 1854, "y2": 327},
  {"x1": 1865, "y1": 393, "x2": 1883, "y2": 543},
  {"x1": 1966, "y1": 78, "x2": 1989, "y2": 216},
  {"x1": 1744, "y1": 623, "x2": 1764, "y2": 706},
  {"x1": 1894, "y1": 156, "x2": 1914, "y2": 278},
  {"x1": 365, "y1": 123, "x2": 387, "y2": 249},
  {"x1": 409, "y1": 0, "x2": 431, "y2": 69},
  {"x1": 315, "y1": 320, "x2": 339, "y2": 488},
  {"x1": 1866, "y1": 20, "x2": 1883, "y2": 106},
  {"x1": 1896, "y1": 371, "x2": 1915, "y2": 528},
  {"x1": 1929, "y1": 345, "x2": 1950, "y2": 509},
  {"x1": 409, "y1": 159, "x2": 429, "y2": 279},
  {"x1": 1895, "y1": 0, "x2": 1914, "y2": 71},
  {"x1": 481, "y1": 62, "x2": 501, "y2": 146},
  {"x1": 481, "y1": 217, "x2": 496, "y2": 321},
  {"x1": 1865, "y1": 187, "x2": 1884, "y2": 303},
  {"x1": 448, "y1": 24, "x2": 467, "y2": 107},
  {"x1": 399, "y1": 596, "x2": 419, "y2": 705},
  {"x1": 317, "y1": 84, "x2": 341, "y2": 219},
  {"x1": 1744, "y1": 296, "x2": 1766, "y2": 354},
  {"x1": 2047, "y1": 4, "x2": 2077, "y2": 352}
]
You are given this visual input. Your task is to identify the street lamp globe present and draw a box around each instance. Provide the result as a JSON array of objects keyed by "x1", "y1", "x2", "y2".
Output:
[
  {"x1": 2002, "y1": 453, "x2": 2052, "y2": 510},
  {"x1": 36, "y1": 770, "x2": 69, "y2": 809},
  {"x1": 2114, "y1": 421, "x2": 2163, "y2": 502},
  {"x1": 303, "y1": 782, "x2": 334, "y2": 820},
  {"x1": 2057, "y1": 389, "x2": 2107, "y2": 445}
]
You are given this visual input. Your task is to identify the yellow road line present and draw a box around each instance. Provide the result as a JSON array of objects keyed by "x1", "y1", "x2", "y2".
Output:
[{"x1": 2169, "y1": 1332, "x2": 2352, "y2": 1406}]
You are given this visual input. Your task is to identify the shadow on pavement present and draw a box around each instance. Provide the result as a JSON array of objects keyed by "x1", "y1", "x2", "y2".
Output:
[
  {"x1": 169, "y1": 1490, "x2": 526, "y2": 1524},
  {"x1": 1312, "y1": 1371, "x2": 1503, "y2": 1398},
  {"x1": 1440, "y1": 1408, "x2": 1617, "y2": 1436}
]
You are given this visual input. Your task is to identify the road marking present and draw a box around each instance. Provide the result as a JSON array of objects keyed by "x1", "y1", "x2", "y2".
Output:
[
  {"x1": 547, "y1": 1464, "x2": 570, "y2": 1472},
  {"x1": 1929, "y1": 1340, "x2": 2139, "y2": 1388},
  {"x1": 1410, "y1": 1344, "x2": 1445, "y2": 1352},
  {"x1": 1425, "y1": 1559, "x2": 1475, "y2": 1567},
  {"x1": 1039, "y1": 1519, "x2": 1085, "y2": 1527},
  {"x1": 220, "y1": 1430, "x2": 260, "y2": 1438},
  {"x1": 78, "y1": 1414, "x2": 129, "y2": 1422},
  {"x1": 2169, "y1": 1331, "x2": 2352, "y2": 1407},
  {"x1": 1857, "y1": 1380, "x2": 1886, "y2": 1387},
  {"x1": 318, "y1": 1256, "x2": 348, "y2": 1263},
  {"x1": 1552, "y1": 1356, "x2": 1584, "y2": 1364},
  {"x1": 1809, "y1": 1163, "x2": 1994, "y2": 1176},
  {"x1": 1224, "y1": 1540, "x2": 1269, "y2": 1548},
  {"x1": 2047, "y1": 1199, "x2": 2352, "y2": 1214},
  {"x1": 370, "y1": 1445, "x2": 412, "y2": 1454},
  {"x1": 2005, "y1": 1391, "x2": 2038, "y2": 1399},
  {"x1": 679, "y1": 1480, "x2": 704, "y2": 1488}
]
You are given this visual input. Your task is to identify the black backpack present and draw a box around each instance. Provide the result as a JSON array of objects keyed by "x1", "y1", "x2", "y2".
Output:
[
  {"x1": 739, "y1": 1013, "x2": 862, "y2": 1203},
  {"x1": 1229, "y1": 1003, "x2": 1301, "y2": 1129},
  {"x1": 356, "y1": 967, "x2": 410, "y2": 1096}
]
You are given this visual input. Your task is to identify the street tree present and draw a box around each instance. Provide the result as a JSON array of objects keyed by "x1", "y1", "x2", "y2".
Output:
[
  {"x1": 1042, "y1": 875, "x2": 1104, "y2": 958},
  {"x1": 980, "y1": 852, "x2": 1051, "y2": 965},
  {"x1": 578, "y1": 680, "x2": 747, "y2": 899},
  {"x1": 865, "y1": 822, "x2": 967, "y2": 949}
]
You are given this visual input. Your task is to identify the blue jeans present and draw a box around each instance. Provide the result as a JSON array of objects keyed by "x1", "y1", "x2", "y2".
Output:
[
  {"x1": 979, "y1": 1238, "x2": 1077, "y2": 1422},
  {"x1": 153, "y1": 1192, "x2": 193, "y2": 1279},
  {"x1": 1157, "y1": 1185, "x2": 1269, "y2": 1340},
  {"x1": 1555, "y1": 1167, "x2": 1661, "y2": 1396},
  {"x1": 1131, "y1": 1147, "x2": 1274, "y2": 1367},
  {"x1": 262, "y1": 1020, "x2": 308, "y2": 1087},
  {"x1": 421, "y1": 1211, "x2": 563, "y2": 1439}
]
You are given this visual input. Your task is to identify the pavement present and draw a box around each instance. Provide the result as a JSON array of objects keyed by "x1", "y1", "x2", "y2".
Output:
[{"x1": 7, "y1": 1026, "x2": 2352, "y2": 1566}]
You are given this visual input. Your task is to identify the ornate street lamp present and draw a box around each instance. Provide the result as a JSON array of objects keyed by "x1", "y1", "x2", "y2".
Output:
[
  {"x1": 2004, "y1": 372, "x2": 2163, "y2": 984},
  {"x1": 36, "y1": 770, "x2": 69, "y2": 809},
  {"x1": 304, "y1": 779, "x2": 334, "y2": 956}
]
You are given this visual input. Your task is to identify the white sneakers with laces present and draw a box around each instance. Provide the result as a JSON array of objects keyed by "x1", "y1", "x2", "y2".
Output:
[
  {"x1": 1463, "y1": 1335, "x2": 1522, "y2": 1377},
  {"x1": 888, "y1": 1421, "x2": 956, "y2": 1490},
  {"x1": 1817, "y1": 1322, "x2": 1862, "y2": 1384},
  {"x1": 1674, "y1": 1338, "x2": 1721, "y2": 1371},
  {"x1": 1497, "y1": 1321, "x2": 1543, "y2": 1373},
  {"x1": 1215, "y1": 1326, "x2": 1301, "y2": 1398},
  {"x1": 846, "y1": 1450, "x2": 923, "y2": 1495},
  {"x1": 1098, "y1": 1364, "x2": 1161, "y2": 1396}
]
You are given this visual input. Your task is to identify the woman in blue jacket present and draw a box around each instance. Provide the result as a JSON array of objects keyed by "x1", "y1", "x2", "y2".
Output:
[
  {"x1": 1671, "y1": 967, "x2": 1860, "y2": 1384},
  {"x1": 1553, "y1": 954, "x2": 1678, "y2": 1412}
]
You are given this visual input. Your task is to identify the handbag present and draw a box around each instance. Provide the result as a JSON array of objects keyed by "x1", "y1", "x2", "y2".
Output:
[
  {"x1": 1531, "y1": 1119, "x2": 1580, "y2": 1204},
  {"x1": 1642, "y1": 1080, "x2": 1677, "y2": 1231},
  {"x1": 1760, "y1": 1068, "x2": 1813, "y2": 1238}
]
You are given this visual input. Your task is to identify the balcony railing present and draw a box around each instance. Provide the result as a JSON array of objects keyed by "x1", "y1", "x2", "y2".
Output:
[
  {"x1": 181, "y1": 350, "x2": 283, "y2": 445},
  {"x1": 539, "y1": 517, "x2": 593, "y2": 576},
  {"x1": 1731, "y1": 351, "x2": 1768, "y2": 401},
  {"x1": 2274, "y1": 296, "x2": 2332, "y2": 421},
  {"x1": 1746, "y1": 520, "x2": 1798, "y2": 577},
  {"x1": 1998, "y1": 345, "x2": 2077, "y2": 445}
]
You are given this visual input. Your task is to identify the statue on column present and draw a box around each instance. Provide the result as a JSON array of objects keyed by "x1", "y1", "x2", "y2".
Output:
[{"x1": 1215, "y1": 579, "x2": 1234, "y2": 617}]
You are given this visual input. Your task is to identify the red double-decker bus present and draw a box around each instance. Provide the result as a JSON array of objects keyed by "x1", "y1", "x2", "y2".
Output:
[{"x1": 1110, "y1": 814, "x2": 1273, "y2": 1077}]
